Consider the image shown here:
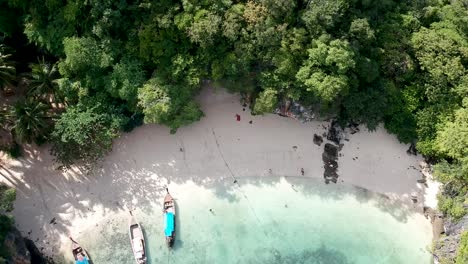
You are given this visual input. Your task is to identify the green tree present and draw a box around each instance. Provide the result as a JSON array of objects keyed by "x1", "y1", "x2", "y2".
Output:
[
  {"x1": 58, "y1": 37, "x2": 113, "y2": 79},
  {"x1": 0, "y1": 185, "x2": 15, "y2": 213},
  {"x1": 104, "y1": 57, "x2": 146, "y2": 110},
  {"x1": 138, "y1": 77, "x2": 203, "y2": 133},
  {"x1": 435, "y1": 101, "x2": 468, "y2": 161},
  {"x1": 296, "y1": 37, "x2": 355, "y2": 103},
  {"x1": 222, "y1": 4, "x2": 245, "y2": 41},
  {"x1": 349, "y1": 18, "x2": 375, "y2": 45},
  {"x1": 433, "y1": 100, "x2": 468, "y2": 220},
  {"x1": 0, "y1": 184, "x2": 15, "y2": 260},
  {"x1": 187, "y1": 10, "x2": 222, "y2": 47},
  {"x1": 254, "y1": 88, "x2": 278, "y2": 114},
  {"x1": 301, "y1": 0, "x2": 349, "y2": 35},
  {"x1": 412, "y1": 25, "x2": 467, "y2": 85},
  {"x1": 51, "y1": 104, "x2": 121, "y2": 167},
  {"x1": 457, "y1": 231, "x2": 468, "y2": 264}
]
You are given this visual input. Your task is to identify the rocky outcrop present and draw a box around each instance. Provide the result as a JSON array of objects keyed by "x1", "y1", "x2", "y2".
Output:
[
  {"x1": 2, "y1": 226, "x2": 49, "y2": 264},
  {"x1": 433, "y1": 215, "x2": 468, "y2": 263},
  {"x1": 274, "y1": 101, "x2": 319, "y2": 123}
]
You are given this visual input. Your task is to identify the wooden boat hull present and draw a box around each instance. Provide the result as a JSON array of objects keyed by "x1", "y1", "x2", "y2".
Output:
[
  {"x1": 163, "y1": 191, "x2": 176, "y2": 247},
  {"x1": 129, "y1": 213, "x2": 147, "y2": 264}
]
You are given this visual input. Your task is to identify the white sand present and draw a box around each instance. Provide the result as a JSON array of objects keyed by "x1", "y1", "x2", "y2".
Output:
[{"x1": 0, "y1": 87, "x2": 437, "y2": 258}]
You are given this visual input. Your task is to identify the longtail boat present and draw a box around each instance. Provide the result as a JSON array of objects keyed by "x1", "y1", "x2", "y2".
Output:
[
  {"x1": 163, "y1": 188, "x2": 176, "y2": 247},
  {"x1": 129, "y1": 211, "x2": 147, "y2": 264}
]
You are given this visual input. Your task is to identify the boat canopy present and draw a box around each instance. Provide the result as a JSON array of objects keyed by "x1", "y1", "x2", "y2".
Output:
[{"x1": 165, "y1": 212, "x2": 174, "y2": 237}]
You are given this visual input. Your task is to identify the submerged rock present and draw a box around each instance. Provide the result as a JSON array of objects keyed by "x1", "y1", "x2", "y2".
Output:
[{"x1": 406, "y1": 143, "x2": 417, "y2": 155}]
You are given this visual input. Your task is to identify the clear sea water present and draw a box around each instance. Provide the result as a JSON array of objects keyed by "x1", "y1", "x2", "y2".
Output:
[{"x1": 77, "y1": 177, "x2": 432, "y2": 264}]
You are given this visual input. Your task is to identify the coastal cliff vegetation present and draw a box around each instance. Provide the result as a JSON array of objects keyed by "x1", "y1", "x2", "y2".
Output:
[{"x1": 0, "y1": 0, "x2": 467, "y2": 261}]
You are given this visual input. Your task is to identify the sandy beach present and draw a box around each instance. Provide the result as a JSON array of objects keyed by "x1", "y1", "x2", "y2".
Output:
[{"x1": 0, "y1": 87, "x2": 436, "y2": 259}]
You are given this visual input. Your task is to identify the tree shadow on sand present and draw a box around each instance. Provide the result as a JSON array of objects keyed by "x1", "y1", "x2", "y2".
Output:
[{"x1": 0, "y1": 134, "x2": 421, "y2": 261}]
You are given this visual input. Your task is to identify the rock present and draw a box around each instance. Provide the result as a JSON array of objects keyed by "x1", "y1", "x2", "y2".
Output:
[
  {"x1": 433, "y1": 215, "x2": 468, "y2": 262},
  {"x1": 348, "y1": 122, "x2": 360, "y2": 134},
  {"x1": 313, "y1": 134, "x2": 323, "y2": 146},
  {"x1": 274, "y1": 100, "x2": 317, "y2": 122},
  {"x1": 417, "y1": 178, "x2": 427, "y2": 184},
  {"x1": 322, "y1": 143, "x2": 339, "y2": 184},
  {"x1": 406, "y1": 143, "x2": 417, "y2": 155},
  {"x1": 432, "y1": 217, "x2": 445, "y2": 240},
  {"x1": 445, "y1": 215, "x2": 468, "y2": 236},
  {"x1": 326, "y1": 120, "x2": 344, "y2": 145}
]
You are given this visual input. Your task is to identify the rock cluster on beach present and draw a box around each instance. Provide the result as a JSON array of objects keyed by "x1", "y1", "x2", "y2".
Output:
[
  {"x1": 321, "y1": 121, "x2": 345, "y2": 184},
  {"x1": 322, "y1": 143, "x2": 339, "y2": 184},
  {"x1": 274, "y1": 101, "x2": 318, "y2": 123}
]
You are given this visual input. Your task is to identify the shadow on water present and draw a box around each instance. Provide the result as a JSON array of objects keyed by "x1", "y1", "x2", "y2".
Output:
[
  {"x1": 228, "y1": 176, "x2": 415, "y2": 223},
  {"x1": 244, "y1": 245, "x2": 352, "y2": 264},
  {"x1": 353, "y1": 185, "x2": 413, "y2": 223}
]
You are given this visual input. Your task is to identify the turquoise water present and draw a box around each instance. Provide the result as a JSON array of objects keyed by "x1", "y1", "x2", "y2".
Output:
[{"x1": 78, "y1": 177, "x2": 432, "y2": 264}]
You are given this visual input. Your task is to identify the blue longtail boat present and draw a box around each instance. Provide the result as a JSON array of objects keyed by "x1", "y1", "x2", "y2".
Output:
[{"x1": 163, "y1": 188, "x2": 176, "y2": 247}]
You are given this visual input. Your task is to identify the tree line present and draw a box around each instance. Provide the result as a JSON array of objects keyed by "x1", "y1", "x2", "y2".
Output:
[{"x1": 0, "y1": 0, "x2": 466, "y2": 224}]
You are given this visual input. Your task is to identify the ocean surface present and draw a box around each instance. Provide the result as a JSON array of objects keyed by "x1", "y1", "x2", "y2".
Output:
[{"x1": 78, "y1": 177, "x2": 432, "y2": 264}]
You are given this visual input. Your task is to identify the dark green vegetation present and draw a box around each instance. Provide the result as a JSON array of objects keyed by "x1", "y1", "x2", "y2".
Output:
[
  {"x1": 0, "y1": 185, "x2": 16, "y2": 261},
  {"x1": 0, "y1": 0, "x2": 466, "y2": 224},
  {"x1": 458, "y1": 231, "x2": 468, "y2": 264}
]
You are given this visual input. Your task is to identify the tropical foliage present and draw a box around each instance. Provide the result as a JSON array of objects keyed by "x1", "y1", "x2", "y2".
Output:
[
  {"x1": 9, "y1": 99, "x2": 51, "y2": 144},
  {"x1": 458, "y1": 231, "x2": 468, "y2": 264},
  {"x1": 0, "y1": 0, "x2": 465, "y2": 224},
  {"x1": 0, "y1": 45, "x2": 15, "y2": 90},
  {"x1": 0, "y1": 185, "x2": 16, "y2": 260},
  {"x1": 27, "y1": 57, "x2": 62, "y2": 104}
]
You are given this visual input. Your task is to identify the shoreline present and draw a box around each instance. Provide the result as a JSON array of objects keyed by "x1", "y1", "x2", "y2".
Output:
[{"x1": 0, "y1": 87, "x2": 438, "y2": 260}]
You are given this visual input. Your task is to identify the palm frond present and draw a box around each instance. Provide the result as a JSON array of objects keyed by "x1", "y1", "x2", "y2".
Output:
[
  {"x1": 26, "y1": 57, "x2": 62, "y2": 104},
  {"x1": 0, "y1": 45, "x2": 16, "y2": 88},
  {"x1": 10, "y1": 99, "x2": 51, "y2": 143}
]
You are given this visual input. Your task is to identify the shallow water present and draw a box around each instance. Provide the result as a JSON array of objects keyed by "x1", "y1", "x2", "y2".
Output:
[{"x1": 78, "y1": 177, "x2": 432, "y2": 264}]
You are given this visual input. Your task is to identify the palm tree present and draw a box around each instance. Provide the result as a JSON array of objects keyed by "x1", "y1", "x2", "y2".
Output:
[
  {"x1": 0, "y1": 108, "x2": 14, "y2": 150},
  {"x1": 0, "y1": 45, "x2": 16, "y2": 92},
  {"x1": 10, "y1": 99, "x2": 51, "y2": 143},
  {"x1": 27, "y1": 57, "x2": 63, "y2": 104}
]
